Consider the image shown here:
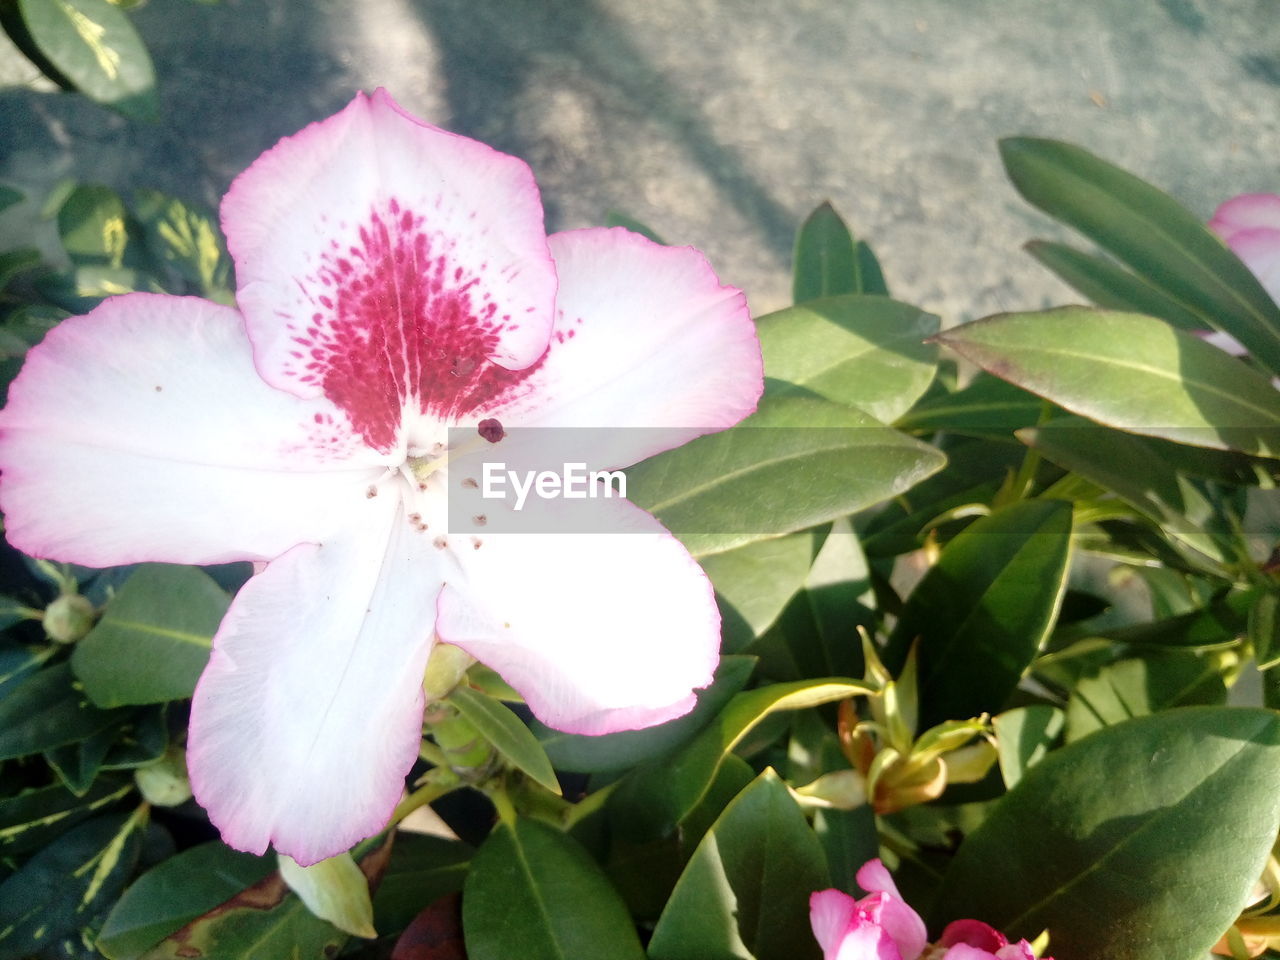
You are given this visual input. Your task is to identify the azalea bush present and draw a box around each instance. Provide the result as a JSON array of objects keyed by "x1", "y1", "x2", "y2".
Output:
[{"x1": 0, "y1": 89, "x2": 1278, "y2": 960}]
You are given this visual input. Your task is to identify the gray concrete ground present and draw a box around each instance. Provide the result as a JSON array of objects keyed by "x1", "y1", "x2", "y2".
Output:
[{"x1": 1, "y1": 0, "x2": 1279, "y2": 323}]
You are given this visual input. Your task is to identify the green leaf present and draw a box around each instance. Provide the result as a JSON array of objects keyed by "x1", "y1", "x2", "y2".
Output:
[
  {"x1": 602, "y1": 210, "x2": 664, "y2": 245},
  {"x1": 14, "y1": 0, "x2": 157, "y2": 119},
  {"x1": 45, "y1": 719, "x2": 116, "y2": 795},
  {"x1": 97, "y1": 842, "x2": 273, "y2": 960},
  {"x1": 1251, "y1": 590, "x2": 1280, "y2": 671},
  {"x1": 1000, "y1": 137, "x2": 1280, "y2": 376},
  {"x1": 649, "y1": 770, "x2": 826, "y2": 960},
  {"x1": 1022, "y1": 416, "x2": 1228, "y2": 565},
  {"x1": 140, "y1": 838, "x2": 392, "y2": 960},
  {"x1": 992, "y1": 705, "x2": 1064, "y2": 789},
  {"x1": 895, "y1": 372, "x2": 1045, "y2": 438},
  {"x1": 1024, "y1": 240, "x2": 1204, "y2": 331},
  {"x1": 936, "y1": 307, "x2": 1280, "y2": 458},
  {"x1": 1065, "y1": 651, "x2": 1227, "y2": 741},
  {"x1": 0, "y1": 807, "x2": 147, "y2": 960},
  {"x1": 0, "y1": 661, "x2": 128, "y2": 759},
  {"x1": 885, "y1": 499, "x2": 1074, "y2": 729},
  {"x1": 0, "y1": 639, "x2": 56, "y2": 697},
  {"x1": 757, "y1": 296, "x2": 939, "y2": 422},
  {"x1": 0, "y1": 248, "x2": 42, "y2": 292},
  {"x1": 792, "y1": 202, "x2": 857, "y2": 302},
  {"x1": 278, "y1": 853, "x2": 375, "y2": 939},
  {"x1": 72, "y1": 564, "x2": 228, "y2": 707},
  {"x1": 448, "y1": 684, "x2": 559, "y2": 794},
  {"x1": 628, "y1": 393, "x2": 946, "y2": 557},
  {"x1": 55, "y1": 184, "x2": 133, "y2": 267},
  {"x1": 533, "y1": 655, "x2": 756, "y2": 774},
  {"x1": 609, "y1": 678, "x2": 873, "y2": 843},
  {"x1": 463, "y1": 818, "x2": 645, "y2": 960},
  {"x1": 704, "y1": 531, "x2": 824, "y2": 651},
  {"x1": 936, "y1": 708, "x2": 1280, "y2": 960},
  {"x1": 36, "y1": 264, "x2": 164, "y2": 312},
  {"x1": 0, "y1": 778, "x2": 132, "y2": 857},
  {"x1": 132, "y1": 189, "x2": 232, "y2": 300}
]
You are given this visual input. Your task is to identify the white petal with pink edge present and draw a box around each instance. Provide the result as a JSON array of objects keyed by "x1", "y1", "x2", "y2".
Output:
[
  {"x1": 1210, "y1": 193, "x2": 1280, "y2": 243},
  {"x1": 0, "y1": 294, "x2": 382, "y2": 567},
  {"x1": 188, "y1": 494, "x2": 441, "y2": 865},
  {"x1": 1225, "y1": 227, "x2": 1280, "y2": 305},
  {"x1": 479, "y1": 227, "x2": 762, "y2": 469},
  {"x1": 222, "y1": 89, "x2": 558, "y2": 453},
  {"x1": 435, "y1": 497, "x2": 719, "y2": 735}
]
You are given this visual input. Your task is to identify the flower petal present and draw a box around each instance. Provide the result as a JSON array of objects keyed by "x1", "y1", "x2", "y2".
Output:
[
  {"x1": 435, "y1": 497, "x2": 719, "y2": 734},
  {"x1": 811, "y1": 889, "x2": 860, "y2": 953},
  {"x1": 940, "y1": 919, "x2": 1007, "y2": 952},
  {"x1": 0, "y1": 294, "x2": 381, "y2": 567},
  {"x1": 856, "y1": 860, "x2": 928, "y2": 960},
  {"x1": 188, "y1": 495, "x2": 439, "y2": 864},
  {"x1": 992, "y1": 943, "x2": 1040, "y2": 960},
  {"x1": 483, "y1": 227, "x2": 762, "y2": 467},
  {"x1": 1210, "y1": 193, "x2": 1280, "y2": 243},
  {"x1": 222, "y1": 89, "x2": 558, "y2": 453},
  {"x1": 1224, "y1": 226, "x2": 1280, "y2": 305},
  {"x1": 942, "y1": 946, "x2": 1001, "y2": 960}
]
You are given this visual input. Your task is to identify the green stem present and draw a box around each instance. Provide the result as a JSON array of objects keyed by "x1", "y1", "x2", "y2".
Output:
[{"x1": 388, "y1": 771, "x2": 459, "y2": 828}]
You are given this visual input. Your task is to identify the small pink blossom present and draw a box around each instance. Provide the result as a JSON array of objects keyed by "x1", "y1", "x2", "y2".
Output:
[
  {"x1": 0, "y1": 90, "x2": 763, "y2": 864},
  {"x1": 810, "y1": 860, "x2": 1051, "y2": 960}
]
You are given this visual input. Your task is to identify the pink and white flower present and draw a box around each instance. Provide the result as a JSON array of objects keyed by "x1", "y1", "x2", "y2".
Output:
[
  {"x1": 0, "y1": 90, "x2": 762, "y2": 864},
  {"x1": 810, "y1": 860, "x2": 1050, "y2": 960},
  {"x1": 1210, "y1": 193, "x2": 1280, "y2": 307}
]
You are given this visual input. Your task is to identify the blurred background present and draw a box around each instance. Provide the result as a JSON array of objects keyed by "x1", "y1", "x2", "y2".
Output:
[{"x1": 1, "y1": 0, "x2": 1277, "y2": 323}]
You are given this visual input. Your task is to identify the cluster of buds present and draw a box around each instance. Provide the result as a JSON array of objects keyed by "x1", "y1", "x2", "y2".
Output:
[{"x1": 795, "y1": 631, "x2": 996, "y2": 815}]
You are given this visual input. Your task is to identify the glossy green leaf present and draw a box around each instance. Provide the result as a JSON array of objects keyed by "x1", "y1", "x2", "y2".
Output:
[
  {"x1": 992, "y1": 705, "x2": 1064, "y2": 789},
  {"x1": 1001, "y1": 137, "x2": 1280, "y2": 376},
  {"x1": 704, "y1": 531, "x2": 824, "y2": 651},
  {"x1": 45, "y1": 718, "x2": 116, "y2": 794},
  {"x1": 1251, "y1": 590, "x2": 1280, "y2": 671},
  {"x1": 937, "y1": 308, "x2": 1280, "y2": 458},
  {"x1": 758, "y1": 296, "x2": 939, "y2": 422},
  {"x1": 1025, "y1": 240, "x2": 1204, "y2": 331},
  {"x1": 793, "y1": 202, "x2": 857, "y2": 302},
  {"x1": 132, "y1": 189, "x2": 232, "y2": 300},
  {"x1": 0, "y1": 639, "x2": 56, "y2": 697},
  {"x1": 448, "y1": 684, "x2": 559, "y2": 794},
  {"x1": 97, "y1": 842, "x2": 273, "y2": 960},
  {"x1": 1066, "y1": 651, "x2": 1227, "y2": 741},
  {"x1": 534, "y1": 655, "x2": 756, "y2": 773},
  {"x1": 885, "y1": 499, "x2": 1073, "y2": 729},
  {"x1": 0, "y1": 661, "x2": 127, "y2": 759},
  {"x1": 628, "y1": 393, "x2": 946, "y2": 557},
  {"x1": 15, "y1": 0, "x2": 157, "y2": 119},
  {"x1": 140, "y1": 838, "x2": 391, "y2": 960},
  {"x1": 0, "y1": 807, "x2": 147, "y2": 960},
  {"x1": 72, "y1": 564, "x2": 228, "y2": 707},
  {"x1": 609, "y1": 677, "x2": 872, "y2": 843},
  {"x1": 36, "y1": 264, "x2": 164, "y2": 312},
  {"x1": 0, "y1": 778, "x2": 132, "y2": 857},
  {"x1": 649, "y1": 770, "x2": 826, "y2": 960},
  {"x1": 463, "y1": 818, "x2": 644, "y2": 960},
  {"x1": 1022, "y1": 416, "x2": 1227, "y2": 565},
  {"x1": 936, "y1": 708, "x2": 1280, "y2": 960},
  {"x1": 895, "y1": 372, "x2": 1045, "y2": 438}
]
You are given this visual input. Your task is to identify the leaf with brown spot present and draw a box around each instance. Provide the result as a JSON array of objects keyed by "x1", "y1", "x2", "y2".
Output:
[{"x1": 140, "y1": 834, "x2": 394, "y2": 960}]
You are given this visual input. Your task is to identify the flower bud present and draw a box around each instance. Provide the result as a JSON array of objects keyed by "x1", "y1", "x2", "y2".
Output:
[
  {"x1": 135, "y1": 747, "x2": 193, "y2": 807},
  {"x1": 42, "y1": 593, "x2": 95, "y2": 644}
]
